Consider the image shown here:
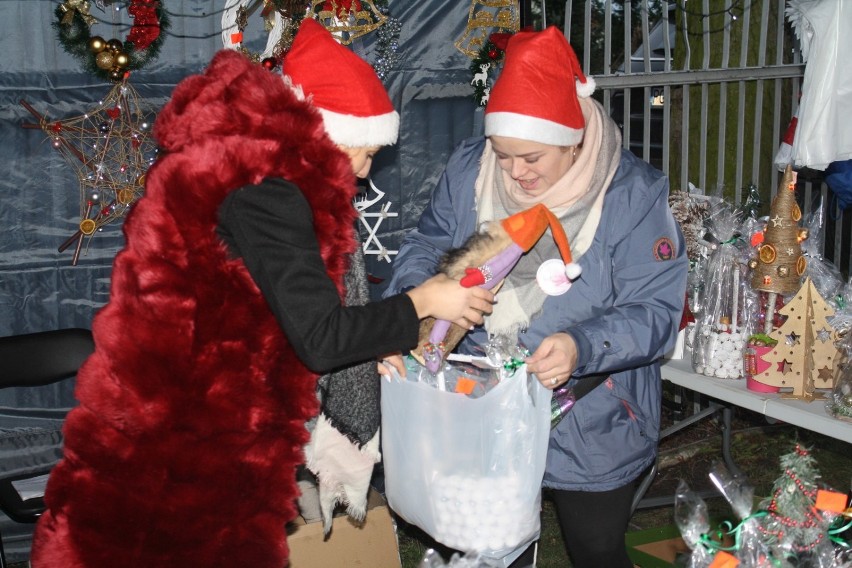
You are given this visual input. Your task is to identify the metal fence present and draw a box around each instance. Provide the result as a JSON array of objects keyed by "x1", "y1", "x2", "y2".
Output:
[{"x1": 557, "y1": 0, "x2": 850, "y2": 278}]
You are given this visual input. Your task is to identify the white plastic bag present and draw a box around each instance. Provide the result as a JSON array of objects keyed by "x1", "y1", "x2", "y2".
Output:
[
  {"x1": 381, "y1": 363, "x2": 551, "y2": 566},
  {"x1": 787, "y1": 0, "x2": 852, "y2": 170}
]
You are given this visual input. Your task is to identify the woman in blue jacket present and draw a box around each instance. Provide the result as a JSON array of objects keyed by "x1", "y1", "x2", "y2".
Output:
[{"x1": 385, "y1": 27, "x2": 688, "y2": 567}]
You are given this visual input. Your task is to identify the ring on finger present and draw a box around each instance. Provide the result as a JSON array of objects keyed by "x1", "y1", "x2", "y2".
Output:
[{"x1": 550, "y1": 377, "x2": 558, "y2": 386}]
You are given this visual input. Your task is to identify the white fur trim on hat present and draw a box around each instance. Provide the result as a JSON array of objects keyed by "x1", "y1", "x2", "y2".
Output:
[
  {"x1": 282, "y1": 19, "x2": 399, "y2": 148},
  {"x1": 318, "y1": 108, "x2": 400, "y2": 147},
  {"x1": 485, "y1": 111, "x2": 584, "y2": 146}
]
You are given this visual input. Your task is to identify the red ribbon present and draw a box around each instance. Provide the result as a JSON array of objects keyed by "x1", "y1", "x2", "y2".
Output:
[{"x1": 127, "y1": 0, "x2": 161, "y2": 51}]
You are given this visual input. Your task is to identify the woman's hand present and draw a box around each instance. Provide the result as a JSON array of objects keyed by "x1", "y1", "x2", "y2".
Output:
[
  {"x1": 405, "y1": 273, "x2": 494, "y2": 328},
  {"x1": 525, "y1": 333, "x2": 578, "y2": 390},
  {"x1": 378, "y1": 354, "x2": 406, "y2": 379}
]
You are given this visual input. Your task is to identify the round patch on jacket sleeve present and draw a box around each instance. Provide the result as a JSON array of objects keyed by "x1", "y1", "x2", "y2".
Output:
[{"x1": 653, "y1": 237, "x2": 675, "y2": 261}]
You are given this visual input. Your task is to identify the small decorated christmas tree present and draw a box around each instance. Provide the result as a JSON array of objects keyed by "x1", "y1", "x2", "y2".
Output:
[
  {"x1": 677, "y1": 445, "x2": 850, "y2": 565},
  {"x1": 757, "y1": 445, "x2": 834, "y2": 558}
]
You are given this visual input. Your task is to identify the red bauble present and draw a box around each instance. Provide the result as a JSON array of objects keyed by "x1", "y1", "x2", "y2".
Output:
[
  {"x1": 261, "y1": 57, "x2": 278, "y2": 71},
  {"x1": 488, "y1": 48, "x2": 498, "y2": 59}
]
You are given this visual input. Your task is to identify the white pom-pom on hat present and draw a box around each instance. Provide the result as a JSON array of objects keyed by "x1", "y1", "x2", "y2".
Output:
[
  {"x1": 575, "y1": 76, "x2": 596, "y2": 98},
  {"x1": 565, "y1": 262, "x2": 583, "y2": 280}
]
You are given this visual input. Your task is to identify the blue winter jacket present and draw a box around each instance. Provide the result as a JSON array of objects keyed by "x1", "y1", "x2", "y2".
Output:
[{"x1": 385, "y1": 137, "x2": 688, "y2": 491}]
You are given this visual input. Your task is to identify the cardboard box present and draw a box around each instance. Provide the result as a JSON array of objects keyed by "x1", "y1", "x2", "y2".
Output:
[
  {"x1": 626, "y1": 524, "x2": 690, "y2": 568},
  {"x1": 287, "y1": 490, "x2": 401, "y2": 567},
  {"x1": 627, "y1": 523, "x2": 734, "y2": 568}
]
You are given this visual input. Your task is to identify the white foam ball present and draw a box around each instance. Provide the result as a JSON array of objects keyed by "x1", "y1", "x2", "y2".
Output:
[{"x1": 488, "y1": 536, "x2": 507, "y2": 551}]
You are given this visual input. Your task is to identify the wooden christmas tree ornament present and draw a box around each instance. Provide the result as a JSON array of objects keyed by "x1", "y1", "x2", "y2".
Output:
[
  {"x1": 748, "y1": 165, "x2": 808, "y2": 332},
  {"x1": 751, "y1": 277, "x2": 843, "y2": 399}
]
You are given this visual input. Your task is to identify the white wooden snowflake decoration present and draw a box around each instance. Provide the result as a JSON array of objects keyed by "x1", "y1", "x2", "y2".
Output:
[{"x1": 354, "y1": 178, "x2": 398, "y2": 263}]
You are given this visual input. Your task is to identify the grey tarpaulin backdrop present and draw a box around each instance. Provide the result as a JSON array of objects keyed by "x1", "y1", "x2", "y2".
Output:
[{"x1": 0, "y1": 0, "x2": 481, "y2": 558}]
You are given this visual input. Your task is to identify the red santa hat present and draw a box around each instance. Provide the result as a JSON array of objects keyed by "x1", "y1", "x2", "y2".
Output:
[
  {"x1": 282, "y1": 18, "x2": 399, "y2": 147},
  {"x1": 485, "y1": 26, "x2": 595, "y2": 146}
]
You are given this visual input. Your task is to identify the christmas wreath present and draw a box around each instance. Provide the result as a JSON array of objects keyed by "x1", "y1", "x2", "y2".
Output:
[
  {"x1": 222, "y1": 0, "x2": 400, "y2": 79},
  {"x1": 469, "y1": 32, "x2": 513, "y2": 107},
  {"x1": 54, "y1": 0, "x2": 169, "y2": 82},
  {"x1": 222, "y1": 0, "x2": 309, "y2": 69}
]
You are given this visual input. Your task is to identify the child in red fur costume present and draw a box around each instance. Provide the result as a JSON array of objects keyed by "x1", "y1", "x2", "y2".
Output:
[{"x1": 31, "y1": 19, "x2": 492, "y2": 568}]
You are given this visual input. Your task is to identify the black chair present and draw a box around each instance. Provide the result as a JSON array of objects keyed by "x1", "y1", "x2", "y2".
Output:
[{"x1": 0, "y1": 328, "x2": 94, "y2": 567}]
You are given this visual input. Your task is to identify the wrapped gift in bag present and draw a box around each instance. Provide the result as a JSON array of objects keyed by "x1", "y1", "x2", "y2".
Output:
[
  {"x1": 691, "y1": 204, "x2": 750, "y2": 378},
  {"x1": 381, "y1": 359, "x2": 551, "y2": 566}
]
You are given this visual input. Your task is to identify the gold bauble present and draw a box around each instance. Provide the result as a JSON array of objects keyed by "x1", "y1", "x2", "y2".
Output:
[
  {"x1": 114, "y1": 52, "x2": 130, "y2": 69},
  {"x1": 89, "y1": 36, "x2": 107, "y2": 54},
  {"x1": 95, "y1": 51, "x2": 115, "y2": 70},
  {"x1": 107, "y1": 39, "x2": 123, "y2": 53}
]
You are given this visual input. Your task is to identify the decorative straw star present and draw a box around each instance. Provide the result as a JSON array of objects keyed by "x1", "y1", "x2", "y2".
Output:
[{"x1": 21, "y1": 79, "x2": 157, "y2": 265}]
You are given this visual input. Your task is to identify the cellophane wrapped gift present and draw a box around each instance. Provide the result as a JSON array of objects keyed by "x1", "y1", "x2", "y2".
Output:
[
  {"x1": 669, "y1": 187, "x2": 714, "y2": 269},
  {"x1": 802, "y1": 201, "x2": 845, "y2": 306},
  {"x1": 674, "y1": 480, "x2": 713, "y2": 568},
  {"x1": 708, "y1": 464, "x2": 776, "y2": 567},
  {"x1": 669, "y1": 188, "x2": 715, "y2": 348},
  {"x1": 827, "y1": 300, "x2": 852, "y2": 422},
  {"x1": 692, "y1": 204, "x2": 752, "y2": 378},
  {"x1": 419, "y1": 549, "x2": 500, "y2": 568},
  {"x1": 826, "y1": 360, "x2": 852, "y2": 450},
  {"x1": 381, "y1": 346, "x2": 551, "y2": 567}
]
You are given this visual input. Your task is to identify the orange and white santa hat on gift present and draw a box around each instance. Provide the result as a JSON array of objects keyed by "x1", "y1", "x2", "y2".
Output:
[
  {"x1": 501, "y1": 203, "x2": 583, "y2": 295},
  {"x1": 484, "y1": 26, "x2": 595, "y2": 147},
  {"x1": 282, "y1": 18, "x2": 399, "y2": 147},
  {"x1": 460, "y1": 203, "x2": 582, "y2": 295}
]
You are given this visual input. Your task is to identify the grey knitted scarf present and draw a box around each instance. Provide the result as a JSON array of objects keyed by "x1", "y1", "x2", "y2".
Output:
[{"x1": 313, "y1": 244, "x2": 379, "y2": 448}]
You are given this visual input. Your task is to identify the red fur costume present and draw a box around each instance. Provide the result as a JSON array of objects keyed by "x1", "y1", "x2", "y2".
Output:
[{"x1": 32, "y1": 50, "x2": 360, "y2": 567}]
